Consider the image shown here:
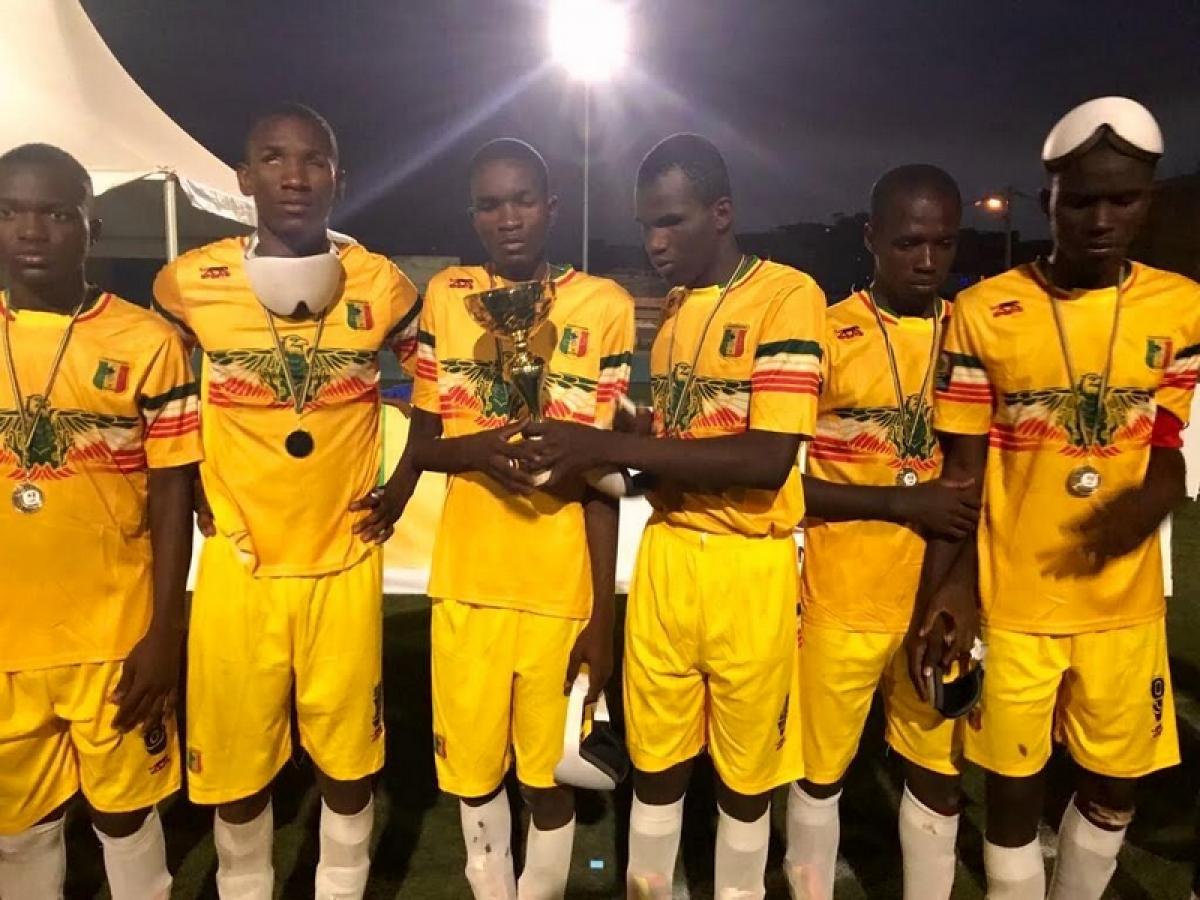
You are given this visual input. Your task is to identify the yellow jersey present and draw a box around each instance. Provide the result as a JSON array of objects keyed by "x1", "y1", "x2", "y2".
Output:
[
  {"x1": 648, "y1": 258, "x2": 824, "y2": 538},
  {"x1": 153, "y1": 236, "x2": 420, "y2": 577},
  {"x1": 936, "y1": 262, "x2": 1200, "y2": 634},
  {"x1": 0, "y1": 291, "x2": 202, "y2": 671},
  {"x1": 803, "y1": 291, "x2": 949, "y2": 632},
  {"x1": 412, "y1": 264, "x2": 635, "y2": 619}
]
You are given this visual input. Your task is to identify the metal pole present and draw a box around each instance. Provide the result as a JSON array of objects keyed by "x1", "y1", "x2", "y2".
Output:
[
  {"x1": 1003, "y1": 186, "x2": 1013, "y2": 270},
  {"x1": 163, "y1": 174, "x2": 180, "y2": 262},
  {"x1": 582, "y1": 82, "x2": 591, "y2": 273}
]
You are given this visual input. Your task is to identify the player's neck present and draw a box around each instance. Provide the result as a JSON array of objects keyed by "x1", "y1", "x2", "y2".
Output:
[
  {"x1": 5, "y1": 276, "x2": 88, "y2": 315},
  {"x1": 870, "y1": 281, "x2": 935, "y2": 318},
  {"x1": 490, "y1": 257, "x2": 549, "y2": 284},
  {"x1": 694, "y1": 240, "x2": 744, "y2": 290},
  {"x1": 1044, "y1": 252, "x2": 1125, "y2": 292},
  {"x1": 254, "y1": 224, "x2": 331, "y2": 259}
]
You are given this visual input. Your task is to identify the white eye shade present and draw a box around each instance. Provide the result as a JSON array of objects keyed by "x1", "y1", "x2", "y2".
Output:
[{"x1": 1042, "y1": 96, "x2": 1164, "y2": 165}]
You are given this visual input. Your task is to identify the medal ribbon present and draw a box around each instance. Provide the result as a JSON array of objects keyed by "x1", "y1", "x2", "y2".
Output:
[
  {"x1": 866, "y1": 289, "x2": 942, "y2": 463},
  {"x1": 1043, "y1": 260, "x2": 1125, "y2": 463},
  {"x1": 263, "y1": 308, "x2": 328, "y2": 418},
  {"x1": 663, "y1": 255, "x2": 751, "y2": 436},
  {"x1": 1, "y1": 288, "x2": 92, "y2": 474}
]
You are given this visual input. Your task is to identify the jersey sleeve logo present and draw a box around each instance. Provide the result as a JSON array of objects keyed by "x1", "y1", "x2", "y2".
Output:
[
  {"x1": 449, "y1": 277, "x2": 475, "y2": 289},
  {"x1": 207, "y1": 340, "x2": 376, "y2": 407},
  {"x1": 1001, "y1": 374, "x2": 1152, "y2": 454},
  {"x1": 346, "y1": 300, "x2": 375, "y2": 331},
  {"x1": 991, "y1": 299, "x2": 1024, "y2": 317},
  {"x1": 719, "y1": 324, "x2": 749, "y2": 358},
  {"x1": 92, "y1": 359, "x2": 130, "y2": 393},
  {"x1": 200, "y1": 265, "x2": 230, "y2": 279},
  {"x1": 1145, "y1": 337, "x2": 1172, "y2": 370},
  {"x1": 559, "y1": 325, "x2": 591, "y2": 357}
]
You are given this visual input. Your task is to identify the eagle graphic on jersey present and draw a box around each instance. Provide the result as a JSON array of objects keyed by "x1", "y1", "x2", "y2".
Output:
[
  {"x1": 651, "y1": 362, "x2": 748, "y2": 434},
  {"x1": 207, "y1": 337, "x2": 375, "y2": 406},
  {"x1": 440, "y1": 357, "x2": 513, "y2": 423},
  {"x1": 0, "y1": 396, "x2": 137, "y2": 475},
  {"x1": 1004, "y1": 373, "x2": 1152, "y2": 449},
  {"x1": 832, "y1": 392, "x2": 937, "y2": 462}
]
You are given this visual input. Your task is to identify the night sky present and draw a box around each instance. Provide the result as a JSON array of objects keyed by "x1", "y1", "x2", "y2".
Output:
[{"x1": 82, "y1": 1, "x2": 1200, "y2": 265}]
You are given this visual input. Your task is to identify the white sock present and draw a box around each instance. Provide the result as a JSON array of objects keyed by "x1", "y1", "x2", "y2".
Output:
[
  {"x1": 627, "y1": 796, "x2": 684, "y2": 900},
  {"x1": 517, "y1": 816, "x2": 576, "y2": 900},
  {"x1": 214, "y1": 803, "x2": 275, "y2": 900},
  {"x1": 315, "y1": 797, "x2": 375, "y2": 900},
  {"x1": 93, "y1": 808, "x2": 172, "y2": 900},
  {"x1": 984, "y1": 838, "x2": 1045, "y2": 900},
  {"x1": 0, "y1": 817, "x2": 67, "y2": 899},
  {"x1": 715, "y1": 806, "x2": 771, "y2": 900},
  {"x1": 898, "y1": 787, "x2": 958, "y2": 900},
  {"x1": 1048, "y1": 798, "x2": 1127, "y2": 900},
  {"x1": 784, "y1": 783, "x2": 839, "y2": 900},
  {"x1": 460, "y1": 794, "x2": 517, "y2": 900}
]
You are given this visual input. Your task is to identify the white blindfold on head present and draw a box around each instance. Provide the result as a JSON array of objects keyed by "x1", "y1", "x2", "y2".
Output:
[
  {"x1": 1042, "y1": 96, "x2": 1163, "y2": 172},
  {"x1": 243, "y1": 232, "x2": 344, "y2": 318}
]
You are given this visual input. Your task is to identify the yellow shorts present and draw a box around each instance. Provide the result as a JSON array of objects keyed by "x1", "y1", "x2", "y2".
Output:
[
  {"x1": 800, "y1": 622, "x2": 961, "y2": 784},
  {"x1": 186, "y1": 535, "x2": 385, "y2": 805},
  {"x1": 966, "y1": 619, "x2": 1180, "y2": 778},
  {"x1": 624, "y1": 521, "x2": 802, "y2": 795},
  {"x1": 430, "y1": 598, "x2": 585, "y2": 797},
  {"x1": 0, "y1": 662, "x2": 179, "y2": 834}
]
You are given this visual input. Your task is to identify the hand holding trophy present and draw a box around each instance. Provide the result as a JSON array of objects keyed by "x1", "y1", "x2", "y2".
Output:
[{"x1": 464, "y1": 280, "x2": 633, "y2": 497}]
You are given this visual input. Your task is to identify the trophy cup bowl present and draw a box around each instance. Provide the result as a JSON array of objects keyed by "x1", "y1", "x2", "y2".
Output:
[{"x1": 464, "y1": 281, "x2": 553, "y2": 421}]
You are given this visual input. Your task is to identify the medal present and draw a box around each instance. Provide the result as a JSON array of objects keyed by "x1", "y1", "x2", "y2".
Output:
[
  {"x1": 285, "y1": 429, "x2": 315, "y2": 458},
  {"x1": 1043, "y1": 260, "x2": 1125, "y2": 499},
  {"x1": 896, "y1": 467, "x2": 919, "y2": 488},
  {"x1": 11, "y1": 481, "x2": 43, "y2": 513},
  {"x1": 263, "y1": 307, "x2": 328, "y2": 461},
  {"x1": 2, "y1": 289, "x2": 92, "y2": 509},
  {"x1": 1067, "y1": 465, "x2": 1102, "y2": 498}
]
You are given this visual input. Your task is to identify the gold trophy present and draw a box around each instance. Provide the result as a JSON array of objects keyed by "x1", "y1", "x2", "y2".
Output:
[{"x1": 464, "y1": 280, "x2": 553, "y2": 422}]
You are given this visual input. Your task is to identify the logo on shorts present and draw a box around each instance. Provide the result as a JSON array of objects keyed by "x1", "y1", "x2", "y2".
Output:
[
  {"x1": 187, "y1": 747, "x2": 203, "y2": 774},
  {"x1": 143, "y1": 723, "x2": 168, "y2": 756},
  {"x1": 776, "y1": 694, "x2": 791, "y2": 750},
  {"x1": 1150, "y1": 677, "x2": 1165, "y2": 738},
  {"x1": 148, "y1": 756, "x2": 171, "y2": 776},
  {"x1": 433, "y1": 733, "x2": 447, "y2": 759},
  {"x1": 372, "y1": 683, "x2": 384, "y2": 741}
]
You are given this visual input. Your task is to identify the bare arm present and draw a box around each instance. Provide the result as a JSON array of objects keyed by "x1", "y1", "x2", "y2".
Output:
[
  {"x1": 112, "y1": 464, "x2": 195, "y2": 732},
  {"x1": 802, "y1": 475, "x2": 980, "y2": 539},
  {"x1": 526, "y1": 421, "x2": 802, "y2": 493},
  {"x1": 566, "y1": 489, "x2": 619, "y2": 701}
]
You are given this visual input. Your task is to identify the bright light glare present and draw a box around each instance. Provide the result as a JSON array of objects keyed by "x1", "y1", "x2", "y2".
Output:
[
  {"x1": 977, "y1": 196, "x2": 1008, "y2": 213},
  {"x1": 549, "y1": 0, "x2": 628, "y2": 83}
]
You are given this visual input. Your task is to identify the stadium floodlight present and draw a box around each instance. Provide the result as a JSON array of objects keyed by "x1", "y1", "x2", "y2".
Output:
[{"x1": 549, "y1": 0, "x2": 629, "y2": 271}]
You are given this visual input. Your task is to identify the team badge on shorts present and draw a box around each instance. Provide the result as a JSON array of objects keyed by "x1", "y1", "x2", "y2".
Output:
[
  {"x1": 719, "y1": 324, "x2": 748, "y2": 358},
  {"x1": 775, "y1": 694, "x2": 790, "y2": 750},
  {"x1": 433, "y1": 733, "x2": 448, "y2": 759},
  {"x1": 372, "y1": 683, "x2": 384, "y2": 741},
  {"x1": 187, "y1": 748, "x2": 203, "y2": 774},
  {"x1": 1146, "y1": 337, "x2": 1172, "y2": 370},
  {"x1": 143, "y1": 723, "x2": 168, "y2": 756},
  {"x1": 1150, "y1": 677, "x2": 1165, "y2": 738}
]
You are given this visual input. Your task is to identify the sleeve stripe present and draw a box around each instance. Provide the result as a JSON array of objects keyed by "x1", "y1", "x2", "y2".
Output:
[
  {"x1": 151, "y1": 300, "x2": 196, "y2": 338},
  {"x1": 754, "y1": 338, "x2": 822, "y2": 359},
  {"x1": 599, "y1": 351, "x2": 632, "y2": 369},
  {"x1": 140, "y1": 381, "x2": 199, "y2": 411},
  {"x1": 1174, "y1": 343, "x2": 1200, "y2": 362},
  {"x1": 417, "y1": 329, "x2": 436, "y2": 347},
  {"x1": 147, "y1": 411, "x2": 200, "y2": 438},
  {"x1": 942, "y1": 350, "x2": 985, "y2": 370}
]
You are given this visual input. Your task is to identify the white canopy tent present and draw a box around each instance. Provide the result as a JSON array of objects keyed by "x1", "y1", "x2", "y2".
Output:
[{"x1": 0, "y1": 0, "x2": 253, "y2": 259}]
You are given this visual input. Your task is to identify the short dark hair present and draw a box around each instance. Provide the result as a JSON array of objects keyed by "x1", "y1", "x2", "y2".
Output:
[
  {"x1": 0, "y1": 143, "x2": 93, "y2": 204},
  {"x1": 246, "y1": 103, "x2": 339, "y2": 164},
  {"x1": 468, "y1": 138, "x2": 550, "y2": 197},
  {"x1": 637, "y1": 133, "x2": 731, "y2": 205},
  {"x1": 870, "y1": 164, "x2": 961, "y2": 222}
]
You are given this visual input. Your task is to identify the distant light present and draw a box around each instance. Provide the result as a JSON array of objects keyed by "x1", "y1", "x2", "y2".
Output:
[
  {"x1": 976, "y1": 195, "x2": 1008, "y2": 213},
  {"x1": 549, "y1": 0, "x2": 629, "y2": 83}
]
